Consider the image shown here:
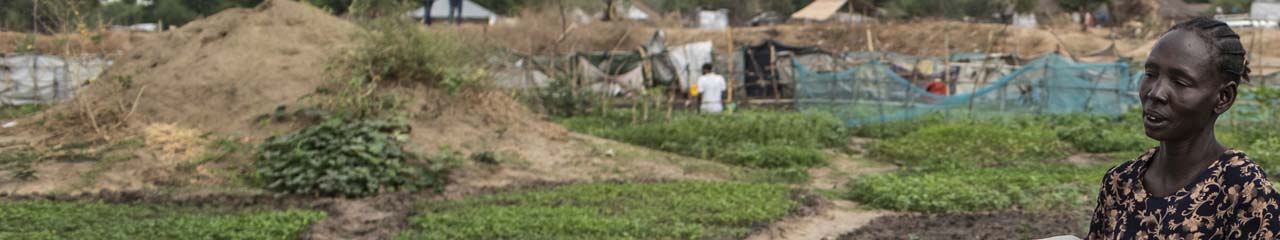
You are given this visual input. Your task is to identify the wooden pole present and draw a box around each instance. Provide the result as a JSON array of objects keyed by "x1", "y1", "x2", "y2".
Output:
[
  {"x1": 726, "y1": 26, "x2": 735, "y2": 112},
  {"x1": 770, "y1": 44, "x2": 781, "y2": 100}
]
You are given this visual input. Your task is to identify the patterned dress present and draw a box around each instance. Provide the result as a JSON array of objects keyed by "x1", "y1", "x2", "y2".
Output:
[{"x1": 1088, "y1": 149, "x2": 1280, "y2": 239}]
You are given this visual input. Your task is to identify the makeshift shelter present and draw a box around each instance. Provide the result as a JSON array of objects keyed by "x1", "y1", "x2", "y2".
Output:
[
  {"x1": 409, "y1": 0, "x2": 498, "y2": 24},
  {"x1": 1, "y1": 54, "x2": 111, "y2": 105},
  {"x1": 667, "y1": 41, "x2": 715, "y2": 91},
  {"x1": 793, "y1": 53, "x2": 1137, "y2": 126},
  {"x1": 742, "y1": 40, "x2": 822, "y2": 98},
  {"x1": 791, "y1": 0, "x2": 848, "y2": 21}
]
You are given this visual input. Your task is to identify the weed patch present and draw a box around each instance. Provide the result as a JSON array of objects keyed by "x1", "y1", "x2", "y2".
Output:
[
  {"x1": 398, "y1": 181, "x2": 798, "y2": 239},
  {"x1": 0, "y1": 201, "x2": 324, "y2": 240}
]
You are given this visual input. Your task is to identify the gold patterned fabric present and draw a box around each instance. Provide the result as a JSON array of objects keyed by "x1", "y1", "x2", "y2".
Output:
[{"x1": 1087, "y1": 149, "x2": 1280, "y2": 239}]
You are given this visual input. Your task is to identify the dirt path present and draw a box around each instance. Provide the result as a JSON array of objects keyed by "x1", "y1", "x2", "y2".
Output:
[{"x1": 747, "y1": 137, "x2": 898, "y2": 240}]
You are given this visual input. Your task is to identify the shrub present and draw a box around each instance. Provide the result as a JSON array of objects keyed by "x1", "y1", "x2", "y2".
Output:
[
  {"x1": 870, "y1": 123, "x2": 1072, "y2": 170},
  {"x1": 255, "y1": 118, "x2": 448, "y2": 197},
  {"x1": 0, "y1": 201, "x2": 324, "y2": 240},
  {"x1": 397, "y1": 181, "x2": 798, "y2": 239},
  {"x1": 846, "y1": 164, "x2": 1107, "y2": 213}
]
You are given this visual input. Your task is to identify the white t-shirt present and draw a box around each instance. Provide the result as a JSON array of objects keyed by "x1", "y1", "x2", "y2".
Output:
[{"x1": 696, "y1": 73, "x2": 727, "y2": 113}]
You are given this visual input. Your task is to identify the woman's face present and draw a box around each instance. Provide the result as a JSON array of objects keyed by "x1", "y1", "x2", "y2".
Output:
[{"x1": 1140, "y1": 30, "x2": 1233, "y2": 141}]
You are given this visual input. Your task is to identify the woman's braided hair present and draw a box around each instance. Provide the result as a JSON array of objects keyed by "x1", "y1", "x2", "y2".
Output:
[{"x1": 1167, "y1": 17, "x2": 1251, "y2": 84}]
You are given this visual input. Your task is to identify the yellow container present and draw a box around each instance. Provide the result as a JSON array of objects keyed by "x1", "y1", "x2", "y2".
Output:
[{"x1": 690, "y1": 85, "x2": 700, "y2": 97}]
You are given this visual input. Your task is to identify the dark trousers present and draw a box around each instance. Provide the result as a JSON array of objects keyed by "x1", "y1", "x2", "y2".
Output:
[
  {"x1": 422, "y1": 0, "x2": 435, "y2": 25},
  {"x1": 448, "y1": 0, "x2": 463, "y2": 24}
]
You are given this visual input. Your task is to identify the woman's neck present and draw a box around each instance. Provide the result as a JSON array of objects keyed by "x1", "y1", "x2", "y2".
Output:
[{"x1": 1152, "y1": 127, "x2": 1227, "y2": 179}]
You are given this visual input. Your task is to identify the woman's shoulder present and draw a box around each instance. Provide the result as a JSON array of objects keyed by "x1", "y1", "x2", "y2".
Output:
[
  {"x1": 1098, "y1": 149, "x2": 1158, "y2": 190},
  {"x1": 1219, "y1": 149, "x2": 1272, "y2": 185}
]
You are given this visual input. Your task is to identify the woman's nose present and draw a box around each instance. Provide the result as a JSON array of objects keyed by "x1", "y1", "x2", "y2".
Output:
[{"x1": 1144, "y1": 81, "x2": 1170, "y2": 104}]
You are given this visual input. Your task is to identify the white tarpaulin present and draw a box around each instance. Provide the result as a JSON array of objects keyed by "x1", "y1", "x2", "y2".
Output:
[
  {"x1": 698, "y1": 10, "x2": 729, "y2": 30},
  {"x1": 1, "y1": 54, "x2": 110, "y2": 105},
  {"x1": 578, "y1": 57, "x2": 646, "y2": 96},
  {"x1": 1252, "y1": 2, "x2": 1280, "y2": 21},
  {"x1": 1013, "y1": 13, "x2": 1038, "y2": 28},
  {"x1": 667, "y1": 41, "x2": 714, "y2": 91}
]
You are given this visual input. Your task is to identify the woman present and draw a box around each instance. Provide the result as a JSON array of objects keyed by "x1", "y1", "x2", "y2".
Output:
[{"x1": 1088, "y1": 18, "x2": 1280, "y2": 239}]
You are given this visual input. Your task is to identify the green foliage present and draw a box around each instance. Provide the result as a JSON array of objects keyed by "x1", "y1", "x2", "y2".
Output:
[
  {"x1": 1054, "y1": 115, "x2": 1155, "y2": 153},
  {"x1": 849, "y1": 113, "x2": 945, "y2": 139},
  {"x1": 319, "y1": 19, "x2": 490, "y2": 118},
  {"x1": 724, "y1": 143, "x2": 826, "y2": 169},
  {"x1": 533, "y1": 76, "x2": 595, "y2": 118},
  {"x1": 0, "y1": 201, "x2": 324, "y2": 240},
  {"x1": 560, "y1": 110, "x2": 844, "y2": 169},
  {"x1": 397, "y1": 181, "x2": 798, "y2": 239},
  {"x1": 0, "y1": 104, "x2": 49, "y2": 120},
  {"x1": 870, "y1": 123, "x2": 1072, "y2": 170},
  {"x1": 255, "y1": 118, "x2": 449, "y2": 197},
  {"x1": 846, "y1": 164, "x2": 1108, "y2": 213}
]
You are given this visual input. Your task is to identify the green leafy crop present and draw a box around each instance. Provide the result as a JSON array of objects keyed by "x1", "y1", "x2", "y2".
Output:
[
  {"x1": 870, "y1": 123, "x2": 1072, "y2": 170},
  {"x1": 397, "y1": 181, "x2": 798, "y2": 239},
  {"x1": 255, "y1": 118, "x2": 447, "y2": 197},
  {"x1": 0, "y1": 201, "x2": 324, "y2": 240}
]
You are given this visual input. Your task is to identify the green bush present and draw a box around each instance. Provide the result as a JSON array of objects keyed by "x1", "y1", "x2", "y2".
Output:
[
  {"x1": 561, "y1": 110, "x2": 844, "y2": 169},
  {"x1": 0, "y1": 201, "x2": 324, "y2": 240},
  {"x1": 397, "y1": 181, "x2": 797, "y2": 239},
  {"x1": 255, "y1": 118, "x2": 448, "y2": 197},
  {"x1": 846, "y1": 165, "x2": 1107, "y2": 213},
  {"x1": 870, "y1": 123, "x2": 1072, "y2": 170}
]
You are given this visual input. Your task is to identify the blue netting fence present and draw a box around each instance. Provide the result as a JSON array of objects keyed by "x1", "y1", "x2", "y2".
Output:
[{"x1": 793, "y1": 53, "x2": 1140, "y2": 126}]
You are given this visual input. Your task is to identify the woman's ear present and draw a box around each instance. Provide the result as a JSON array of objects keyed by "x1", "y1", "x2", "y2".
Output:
[{"x1": 1215, "y1": 81, "x2": 1238, "y2": 115}]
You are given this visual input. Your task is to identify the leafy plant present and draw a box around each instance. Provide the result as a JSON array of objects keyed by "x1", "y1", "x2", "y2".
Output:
[
  {"x1": 1055, "y1": 114, "x2": 1154, "y2": 153},
  {"x1": 255, "y1": 118, "x2": 448, "y2": 197},
  {"x1": 846, "y1": 164, "x2": 1108, "y2": 213},
  {"x1": 560, "y1": 110, "x2": 844, "y2": 169},
  {"x1": 0, "y1": 201, "x2": 324, "y2": 240},
  {"x1": 870, "y1": 123, "x2": 1072, "y2": 170},
  {"x1": 316, "y1": 19, "x2": 491, "y2": 119},
  {"x1": 397, "y1": 181, "x2": 798, "y2": 239},
  {"x1": 533, "y1": 75, "x2": 595, "y2": 118}
]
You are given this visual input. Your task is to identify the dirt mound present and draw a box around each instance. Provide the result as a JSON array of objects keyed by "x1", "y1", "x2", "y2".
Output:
[{"x1": 51, "y1": 0, "x2": 359, "y2": 140}]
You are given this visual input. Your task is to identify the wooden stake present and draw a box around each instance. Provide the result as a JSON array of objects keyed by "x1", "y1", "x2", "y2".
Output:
[{"x1": 726, "y1": 26, "x2": 735, "y2": 111}]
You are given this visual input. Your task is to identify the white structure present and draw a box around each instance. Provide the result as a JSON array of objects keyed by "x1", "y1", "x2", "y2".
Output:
[
  {"x1": 1012, "y1": 13, "x2": 1038, "y2": 28},
  {"x1": 1252, "y1": 0, "x2": 1280, "y2": 21},
  {"x1": 1, "y1": 54, "x2": 111, "y2": 105},
  {"x1": 698, "y1": 9, "x2": 729, "y2": 30},
  {"x1": 409, "y1": 0, "x2": 498, "y2": 25}
]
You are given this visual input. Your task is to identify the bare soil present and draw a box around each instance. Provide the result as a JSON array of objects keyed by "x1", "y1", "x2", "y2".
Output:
[{"x1": 839, "y1": 210, "x2": 1091, "y2": 240}]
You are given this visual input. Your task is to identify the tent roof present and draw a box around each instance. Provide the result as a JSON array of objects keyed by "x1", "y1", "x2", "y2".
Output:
[
  {"x1": 410, "y1": 0, "x2": 496, "y2": 19},
  {"x1": 791, "y1": 0, "x2": 848, "y2": 21}
]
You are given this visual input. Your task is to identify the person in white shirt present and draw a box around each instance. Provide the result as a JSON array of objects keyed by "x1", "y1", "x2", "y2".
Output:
[{"x1": 695, "y1": 63, "x2": 727, "y2": 114}]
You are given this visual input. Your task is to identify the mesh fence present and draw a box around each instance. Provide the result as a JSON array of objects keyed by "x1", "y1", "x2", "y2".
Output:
[{"x1": 793, "y1": 53, "x2": 1139, "y2": 126}]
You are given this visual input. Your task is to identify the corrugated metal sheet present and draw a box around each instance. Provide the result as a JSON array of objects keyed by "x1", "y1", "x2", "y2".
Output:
[{"x1": 791, "y1": 0, "x2": 847, "y2": 21}]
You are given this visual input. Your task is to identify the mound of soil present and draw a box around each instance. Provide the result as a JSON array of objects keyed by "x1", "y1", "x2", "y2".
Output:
[
  {"x1": 839, "y1": 211, "x2": 1090, "y2": 240},
  {"x1": 54, "y1": 0, "x2": 359, "y2": 140}
]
